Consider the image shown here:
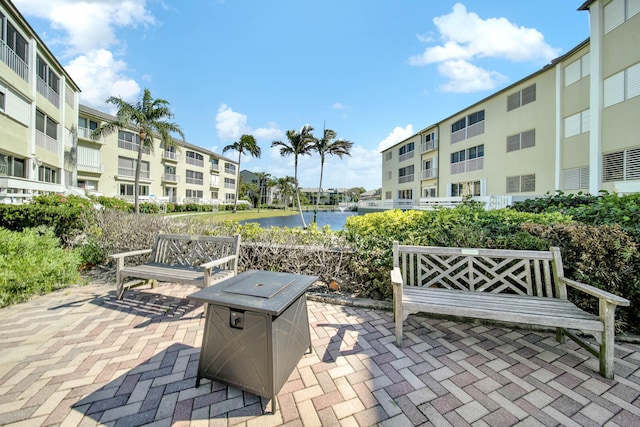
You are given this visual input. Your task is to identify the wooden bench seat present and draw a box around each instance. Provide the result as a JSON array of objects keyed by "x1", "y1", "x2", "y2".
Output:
[
  {"x1": 111, "y1": 234, "x2": 241, "y2": 300},
  {"x1": 391, "y1": 242, "x2": 630, "y2": 378}
]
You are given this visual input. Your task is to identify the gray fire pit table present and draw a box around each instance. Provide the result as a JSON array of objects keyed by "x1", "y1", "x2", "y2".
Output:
[{"x1": 188, "y1": 269, "x2": 317, "y2": 413}]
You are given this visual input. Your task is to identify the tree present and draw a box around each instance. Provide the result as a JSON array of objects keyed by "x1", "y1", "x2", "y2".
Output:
[
  {"x1": 312, "y1": 128, "x2": 353, "y2": 222},
  {"x1": 271, "y1": 126, "x2": 315, "y2": 227},
  {"x1": 276, "y1": 176, "x2": 296, "y2": 209},
  {"x1": 91, "y1": 88, "x2": 184, "y2": 214},
  {"x1": 223, "y1": 134, "x2": 261, "y2": 213},
  {"x1": 255, "y1": 172, "x2": 271, "y2": 212}
]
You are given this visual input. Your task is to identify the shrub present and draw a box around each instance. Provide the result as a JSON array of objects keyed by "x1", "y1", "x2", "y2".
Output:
[{"x1": 0, "y1": 227, "x2": 82, "y2": 307}]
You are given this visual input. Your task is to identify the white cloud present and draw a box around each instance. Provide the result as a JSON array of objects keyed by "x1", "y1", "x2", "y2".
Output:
[
  {"x1": 409, "y1": 3, "x2": 560, "y2": 92},
  {"x1": 332, "y1": 102, "x2": 347, "y2": 110},
  {"x1": 65, "y1": 49, "x2": 140, "y2": 108},
  {"x1": 377, "y1": 125, "x2": 414, "y2": 152},
  {"x1": 215, "y1": 104, "x2": 283, "y2": 144}
]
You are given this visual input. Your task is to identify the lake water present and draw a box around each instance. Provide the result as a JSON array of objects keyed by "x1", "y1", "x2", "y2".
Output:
[{"x1": 240, "y1": 210, "x2": 357, "y2": 230}]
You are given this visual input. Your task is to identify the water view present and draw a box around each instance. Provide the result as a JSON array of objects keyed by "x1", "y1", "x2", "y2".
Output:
[{"x1": 241, "y1": 210, "x2": 357, "y2": 230}]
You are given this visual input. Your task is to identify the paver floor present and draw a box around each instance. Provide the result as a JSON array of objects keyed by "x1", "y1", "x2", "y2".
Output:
[{"x1": 1, "y1": 282, "x2": 639, "y2": 426}]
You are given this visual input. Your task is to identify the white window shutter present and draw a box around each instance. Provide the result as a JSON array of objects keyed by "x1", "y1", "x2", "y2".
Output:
[
  {"x1": 564, "y1": 169, "x2": 580, "y2": 191},
  {"x1": 581, "y1": 53, "x2": 591, "y2": 78},
  {"x1": 564, "y1": 113, "x2": 581, "y2": 138},
  {"x1": 604, "y1": 71, "x2": 625, "y2": 107},
  {"x1": 628, "y1": 0, "x2": 640, "y2": 19},
  {"x1": 565, "y1": 60, "x2": 581, "y2": 86},
  {"x1": 581, "y1": 109, "x2": 590, "y2": 133},
  {"x1": 626, "y1": 62, "x2": 640, "y2": 100},
  {"x1": 604, "y1": 0, "x2": 625, "y2": 33}
]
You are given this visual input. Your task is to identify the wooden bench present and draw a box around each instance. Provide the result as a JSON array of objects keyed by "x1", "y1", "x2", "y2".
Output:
[
  {"x1": 391, "y1": 242, "x2": 630, "y2": 378},
  {"x1": 111, "y1": 234, "x2": 241, "y2": 300}
]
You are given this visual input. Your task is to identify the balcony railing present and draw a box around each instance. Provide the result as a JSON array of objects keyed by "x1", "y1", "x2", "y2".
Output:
[
  {"x1": 35, "y1": 130, "x2": 58, "y2": 153},
  {"x1": 118, "y1": 167, "x2": 150, "y2": 179},
  {"x1": 224, "y1": 182, "x2": 235, "y2": 190},
  {"x1": 162, "y1": 151, "x2": 180, "y2": 162},
  {"x1": 450, "y1": 157, "x2": 484, "y2": 175},
  {"x1": 210, "y1": 163, "x2": 220, "y2": 172},
  {"x1": 0, "y1": 40, "x2": 29, "y2": 82},
  {"x1": 186, "y1": 157, "x2": 204, "y2": 167},
  {"x1": 77, "y1": 126, "x2": 105, "y2": 143},
  {"x1": 224, "y1": 167, "x2": 236, "y2": 175},
  {"x1": 186, "y1": 177, "x2": 203, "y2": 185},
  {"x1": 210, "y1": 181, "x2": 220, "y2": 188},
  {"x1": 118, "y1": 139, "x2": 150, "y2": 154},
  {"x1": 421, "y1": 168, "x2": 438, "y2": 179},
  {"x1": 398, "y1": 174, "x2": 414, "y2": 184},
  {"x1": 421, "y1": 139, "x2": 438, "y2": 153},
  {"x1": 37, "y1": 77, "x2": 60, "y2": 108},
  {"x1": 398, "y1": 150, "x2": 415, "y2": 163},
  {"x1": 162, "y1": 173, "x2": 179, "y2": 182},
  {"x1": 78, "y1": 163, "x2": 104, "y2": 173}
]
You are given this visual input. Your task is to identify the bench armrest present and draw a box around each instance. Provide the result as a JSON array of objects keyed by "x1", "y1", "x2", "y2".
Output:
[
  {"x1": 110, "y1": 248, "x2": 153, "y2": 260},
  {"x1": 201, "y1": 255, "x2": 237, "y2": 270},
  {"x1": 561, "y1": 277, "x2": 630, "y2": 307},
  {"x1": 391, "y1": 267, "x2": 403, "y2": 287}
]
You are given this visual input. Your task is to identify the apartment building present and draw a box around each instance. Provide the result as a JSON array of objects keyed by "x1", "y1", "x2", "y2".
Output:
[
  {"x1": 381, "y1": 0, "x2": 640, "y2": 205},
  {"x1": 77, "y1": 105, "x2": 238, "y2": 205},
  {"x1": 0, "y1": 0, "x2": 81, "y2": 202},
  {"x1": 0, "y1": 0, "x2": 238, "y2": 205}
]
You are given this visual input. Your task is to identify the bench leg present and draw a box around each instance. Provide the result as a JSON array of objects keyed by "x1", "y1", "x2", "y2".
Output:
[
  {"x1": 600, "y1": 300, "x2": 616, "y2": 379},
  {"x1": 555, "y1": 327, "x2": 566, "y2": 344}
]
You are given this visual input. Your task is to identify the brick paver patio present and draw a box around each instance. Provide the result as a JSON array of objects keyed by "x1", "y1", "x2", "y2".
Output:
[{"x1": 1, "y1": 282, "x2": 639, "y2": 426}]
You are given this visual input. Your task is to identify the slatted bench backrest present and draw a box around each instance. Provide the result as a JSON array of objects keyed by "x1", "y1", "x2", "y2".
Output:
[
  {"x1": 394, "y1": 244, "x2": 565, "y2": 298},
  {"x1": 151, "y1": 234, "x2": 239, "y2": 269}
]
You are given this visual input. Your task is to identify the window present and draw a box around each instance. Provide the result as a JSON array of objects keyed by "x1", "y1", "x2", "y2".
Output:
[
  {"x1": 120, "y1": 184, "x2": 149, "y2": 196},
  {"x1": 385, "y1": 191, "x2": 392, "y2": 199},
  {"x1": 451, "y1": 117, "x2": 466, "y2": 133},
  {"x1": 36, "y1": 55, "x2": 59, "y2": 94},
  {"x1": 451, "y1": 145, "x2": 483, "y2": 163},
  {"x1": 38, "y1": 165, "x2": 58, "y2": 183},
  {"x1": 211, "y1": 174, "x2": 219, "y2": 187},
  {"x1": 422, "y1": 132, "x2": 437, "y2": 152},
  {"x1": 423, "y1": 187, "x2": 436, "y2": 198},
  {"x1": 118, "y1": 156, "x2": 134, "y2": 177},
  {"x1": 468, "y1": 110, "x2": 484, "y2": 125},
  {"x1": 398, "y1": 142, "x2": 414, "y2": 162},
  {"x1": 564, "y1": 110, "x2": 590, "y2": 138},
  {"x1": 225, "y1": 163, "x2": 236, "y2": 174},
  {"x1": 603, "y1": 148, "x2": 640, "y2": 182},
  {"x1": 5, "y1": 21, "x2": 28, "y2": 63},
  {"x1": 385, "y1": 151, "x2": 392, "y2": 161},
  {"x1": 604, "y1": 0, "x2": 639, "y2": 34},
  {"x1": 565, "y1": 54, "x2": 590, "y2": 86},
  {"x1": 507, "y1": 174, "x2": 536, "y2": 193},
  {"x1": 35, "y1": 109, "x2": 58, "y2": 140},
  {"x1": 564, "y1": 167, "x2": 590, "y2": 190},
  {"x1": 507, "y1": 129, "x2": 536, "y2": 152},
  {"x1": 224, "y1": 177, "x2": 236, "y2": 189},
  {"x1": 186, "y1": 189, "x2": 203, "y2": 198},
  {"x1": 604, "y1": 63, "x2": 640, "y2": 108},
  {"x1": 186, "y1": 151, "x2": 204, "y2": 167},
  {"x1": 450, "y1": 145, "x2": 484, "y2": 174},
  {"x1": 226, "y1": 193, "x2": 236, "y2": 201},
  {"x1": 0, "y1": 91, "x2": 4, "y2": 111},
  {"x1": 210, "y1": 157, "x2": 219, "y2": 170},
  {"x1": 451, "y1": 180, "x2": 481, "y2": 197},
  {"x1": 0, "y1": 154, "x2": 25, "y2": 177},
  {"x1": 451, "y1": 110, "x2": 484, "y2": 143},
  {"x1": 211, "y1": 190, "x2": 219, "y2": 199},
  {"x1": 507, "y1": 84, "x2": 537, "y2": 111},
  {"x1": 398, "y1": 189, "x2": 413, "y2": 200},
  {"x1": 78, "y1": 117, "x2": 98, "y2": 130},
  {"x1": 118, "y1": 130, "x2": 149, "y2": 153},
  {"x1": 398, "y1": 165, "x2": 414, "y2": 183},
  {"x1": 186, "y1": 170, "x2": 204, "y2": 184},
  {"x1": 386, "y1": 171, "x2": 392, "y2": 180}
]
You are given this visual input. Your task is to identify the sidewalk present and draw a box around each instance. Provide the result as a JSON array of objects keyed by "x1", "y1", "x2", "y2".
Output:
[{"x1": 0, "y1": 282, "x2": 639, "y2": 426}]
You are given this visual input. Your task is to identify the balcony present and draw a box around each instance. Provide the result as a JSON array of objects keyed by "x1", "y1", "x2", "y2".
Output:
[
  {"x1": 421, "y1": 139, "x2": 438, "y2": 153},
  {"x1": 77, "y1": 127, "x2": 105, "y2": 143},
  {"x1": 398, "y1": 174, "x2": 414, "y2": 184},
  {"x1": 450, "y1": 157, "x2": 484, "y2": 175},
  {"x1": 37, "y1": 77, "x2": 60, "y2": 108},
  {"x1": 118, "y1": 167, "x2": 150, "y2": 180},
  {"x1": 118, "y1": 139, "x2": 150, "y2": 154},
  {"x1": 210, "y1": 163, "x2": 220, "y2": 172},
  {"x1": 186, "y1": 177, "x2": 203, "y2": 185},
  {"x1": 162, "y1": 151, "x2": 180, "y2": 162},
  {"x1": 210, "y1": 181, "x2": 220, "y2": 189},
  {"x1": 0, "y1": 40, "x2": 28, "y2": 82},
  {"x1": 224, "y1": 167, "x2": 236, "y2": 175},
  {"x1": 35, "y1": 130, "x2": 58, "y2": 154},
  {"x1": 162, "y1": 173, "x2": 179, "y2": 183},
  {"x1": 224, "y1": 182, "x2": 235, "y2": 190},
  {"x1": 421, "y1": 168, "x2": 438, "y2": 180},
  {"x1": 186, "y1": 157, "x2": 204, "y2": 167},
  {"x1": 78, "y1": 163, "x2": 104, "y2": 173},
  {"x1": 398, "y1": 150, "x2": 415, "y2": 163}
]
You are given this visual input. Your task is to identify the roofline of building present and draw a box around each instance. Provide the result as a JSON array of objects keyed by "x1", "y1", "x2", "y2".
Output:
[
  {"x1": 578, "y1": 0, "x2": 596, "y2": 11},
  {"x1": 3, "y1": 0, "x2": 81, "y2": 92},
  {"x1": 79, "y1": 103, "x2": 237, "y2": 163},
  {"x1": 380, "y1": 37, "x2": 591, "y2": 154}
]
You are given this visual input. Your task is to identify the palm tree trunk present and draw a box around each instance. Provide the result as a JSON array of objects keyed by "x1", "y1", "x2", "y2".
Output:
[
  {"x1": 294, "y1": 157, "x2": 307, "y2": 228},
  {"x1": 314, "y1": 155, "x2": 325, "y2": 223},
  {"x1": 233, "y1": 153, "x2": 241, "y2": 213}
]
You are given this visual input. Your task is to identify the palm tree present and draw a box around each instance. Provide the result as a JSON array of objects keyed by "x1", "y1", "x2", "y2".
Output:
[
  {"x1": 255, "y1": 171, "x2": 271, "y2": 212},
  {"x1": 271, "y1": 126, "x2": 315, "y2": 227},
  {"x1": 276, "y1": 176, "x2": 296, "y2": 210},
  {"x1": 312, "y1": 128, "x2": 353, "y2": 222},
  {"x1": 91, "y1": 88, "x2": 184, "y2": 213},
  {"x1": 223, "y1": 134, "x2": 261, "y2": 213}
]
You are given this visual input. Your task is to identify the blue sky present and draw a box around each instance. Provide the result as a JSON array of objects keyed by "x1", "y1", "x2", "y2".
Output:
[{"x1": 14, "y1": 0, "x2": 590, "y2": 190}]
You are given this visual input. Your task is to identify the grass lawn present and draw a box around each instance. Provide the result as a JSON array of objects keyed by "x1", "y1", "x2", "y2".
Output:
[{"x1": 165, "y1": 209, "x2": 298, "y2": 222}]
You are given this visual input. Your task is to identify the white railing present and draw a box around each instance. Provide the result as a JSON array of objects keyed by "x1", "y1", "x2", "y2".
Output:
[
  {"x1": 421, "y1": 140, "x2": 438, "y2": 153},
  {"x1": 163, "y1": 151, "x2": 180, "y2": 161},
  {"x1": 451, "y1": 129, "x2": 466, "y2": 144},
  {"x1": 224, "y1": 182, "x2": 235, "y2": 190},
  {"x1": 186, "y1": 157, "x2": 204, "y2": 167},
  {"x1": 78, "y1": 163, "x2": 104, "y2": 173},
  {"x1": 186, "y1": 177, "x2": 203, "y2": 185},
  {"x1": 210, "y1": 181, "x2": 219, "y2": 188},
  {"x1": 210, "y1": 163, "x2": 219, "y2": 172},
  {"x1": 163, "y1": 173, "x2": 179, "y2": 182},
  {"x1": 398, "y1": 150, "x2": 415, "y2": 162},
  {"x1": 467, "y1": 120, "x2": 485, "y2": 138},
  {"x1": 421, "y1": 168, "x2": 438, "y2": 179},
  {"x1": 35, "y1": 130, "x2": 58, "y2": 153},
  {"x1": 398, "y1": 174, "x2": 414, "y2": 184},
  {"x1": 77, "y1": 126, "x2": 104, "y2": 142},
  {"x1": 358, "y1": 199, "x2": 416, "y2": 210},
  {"x1": 450, "y1": 157, "x2": 484, "y2": 175},
  {"x1": 359, "y1": 195, "x2": 516, "y2": 212},
  {"x1": 0, "y1": 40, "x2": 29, "y2": 82},
  {"x1": 225, "y1": 168, "x2": 236, "y2": 175},
  {"x1": 37, "y1": 76, "x2": 60, "y2": 108}
]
